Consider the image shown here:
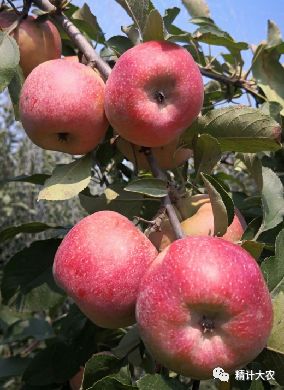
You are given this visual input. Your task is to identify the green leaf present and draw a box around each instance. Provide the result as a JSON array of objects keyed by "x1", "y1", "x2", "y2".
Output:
[
  {"x1": 1, "y1": 239, "x2": 62, "y2": 307},
  {"x1": 106, "y1": 36, "x2": 133, "y2": 55},
  {"x1": 256, "y1": 348, "x2": 284, "y2": 385},
  {"x1": 0, "y1": 222, "x2": 65, "y2": 243},
  {"x1": 89, "y1": 376, "x2": 135, "y2": 390},
  {"x1": 193, "y1": 134, "x2": 222, "y2": 179},
  {"x1": 252, "y1": 44, "x2": 284, "y2": 114},
  {"x1": 261, "y1": 230, "x2": 284, "y2": 296},
  {"x1": 191, "y1": 18, "x2": 248, "y2": 59},
  {"x1": 72, "y1": 3, "x2": 105, "y2": 43},
  {"x1": 3, "y1": 173, "x2": 50, "y2": 185},
  {"x1": 2, "y1": 318, "x2": 54, "y2": 344},
  {"x1": 79, "y1": 186, "x2": 144, "y2": 219},
  {"x1": 260, "y1": 101, "x2": 282, "y2": 124},
  {"x1": 257, "y1": 168, "x2": 284, "y2": 236},
  {"x1": 249, "y1": 381, "x2": 265, "y2": 390},
  {"x1": 0, "y1": 31, "x2": 20, "y2": 92},
  {"x1": 182, "y1": 106, "x2": 282, "y2": 152},
  {"x1": 125, "y1": 178, "x2": 167, "y2": 198},
  {"x1": 38, "y1": 154, "x2": 92, "y2": 201},
  {"x1": 137, "y1": 374, "x2": 186, "y2": 389},
  {"x1": 241, "y1": 240, "x2": 264, "y2": 260},
  {"x1": 143, "y1": 9, "x2": 165, "y2": 41},
  {"x1": 201, "y1": 173, "x2": 235, "y2": 237},
  {"x1": 20, "y1": 283, "x2": 64, "y2": 311},
  {"x1": 267, "y1": 20, "x2": 282, "y2": 49},
  {"x1": 237, "y1": 153, "x2": 263, "y2": 191},
  {"x1": 82, "y1": 354, "x2": 123, "y2": 389},
  {"x1": 23, "y1": 341, "x2": 80, "y2": 385},
  {"x1": 0, "y1": 357, "x2": 32, "y2": 378},
  {"x1": 112, "y1": 326, "x2": 140, "y2": 359},
  {"x1": 268, "y1": 292, "x2": 284, "y2": 354},
  {"x1": 8, "y1": 64, "x2": 24, "y2": 119},
  {"x1": 115, "y1": 0, "x2": 153, "y2": 34},
  {"x1": 181, "y1": 0, "x2": 210, "y2": 18},
  {"x1": 121, "y1": 24, "x2": 141, "y2": 45}
]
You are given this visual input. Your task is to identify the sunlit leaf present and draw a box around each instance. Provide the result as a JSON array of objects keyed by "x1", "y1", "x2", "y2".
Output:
[{"x1": 38, "y1": 154, "x2": 92, "y2": 201}]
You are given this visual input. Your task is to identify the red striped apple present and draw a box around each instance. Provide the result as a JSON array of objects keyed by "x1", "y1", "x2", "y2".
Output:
[
  {"x1": 136, "y1": 236, "x2": 273, "y2": 379},
  {"x1": 19, "y1": 59, "x2": 108, "y2": 155},
  {"x1": 53, "y1": 211, "x2": 158, "y2": 328},
  {"x1": 105, "y1": 40, "x2": 204, "y2": 147}
]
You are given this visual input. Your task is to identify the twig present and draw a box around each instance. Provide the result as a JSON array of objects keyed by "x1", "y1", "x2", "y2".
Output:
[
  {"x1": 5, "y1": 0, "x2": 21, "y2": 14},
  {"x1": 199, "y1": 66, "x2": 264, "y2": 101},
  {"x1": 142, "y1": 148, "x2": 185, "y2": 240},
  {"x1": 32, "y1": 0, "x2": 111, "y2": 80}
]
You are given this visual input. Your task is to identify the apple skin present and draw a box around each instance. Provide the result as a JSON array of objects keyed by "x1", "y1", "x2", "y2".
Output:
[
  {"x1": 104, "y1": 40, "x2": 204, "y2": 147},
  {"x1": 136, "y1": 236, "x2": 273, "y2": 379},
  {"x1": 149, "y1": 197, "x2": 247, "y2": 251},
  {"x1": 0, "y1": 11, "x2": 61, "y2": 77},
  {"x1": 117, "y1": 137, "x2": 193, "y2": 170},
  {"x1": 19, "y1": 59, "x2": 109, "y2": 155},
  {"x1": 53, "y1": 211, "x2": 158, "y2": 328}
]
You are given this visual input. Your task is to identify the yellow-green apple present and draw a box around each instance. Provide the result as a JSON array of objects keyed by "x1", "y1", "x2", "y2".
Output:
[
  {"x1": 176, "y1": 193, "x2": 211, "y2": 220},
  {"x1": 136, "y1": 235, "x2": 273, "y2": 379},
  {"x1": 149, "y1": 196, "x2": 247, "y2": 251},
  {"x1": 19, "y1": 59, "x2": 108, "y2": 155},
  {"x1": 53, "y1": 211, "x2": 158, "y2": 328},
  {"x1": 104, "y1": 40, "x2": 204, "y2": 147},
  {"x1": 0, "y1": 11, "x2": 61, "y2": 77},
  {"x1": 117, "y1": 137, "x2": 193, "y2": 170}
]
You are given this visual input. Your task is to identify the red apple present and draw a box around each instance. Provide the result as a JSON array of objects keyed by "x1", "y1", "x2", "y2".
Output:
[
  {"x1": 117, "y1": 136, "x2": 193, "y2": 170},
  {"x1": 53, "y1": 211, "x2": 158, "y2": 328},
  {"x1": 0, "y1": 11, "x2": 61, "y2": 77},
  {"x1": 136, "y1": 236, "x2": 273, "y2": 379},
  {"x1": 104, "y1": 40, "x2": 204, "y2": 147},
  {"x1": 19, "y1": 59, "x2": 108, "y2": 155}
]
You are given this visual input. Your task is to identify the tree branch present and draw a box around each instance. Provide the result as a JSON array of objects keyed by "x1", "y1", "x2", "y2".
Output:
[
  {"x1": 199, "y1": 66, "x2": 264, "y2": 101},
  {"x1": 32, "y1": 0, "x2": 111, "y2": 80},
  {"x1": 142, "y1": 148, "x2": 185, "y2": 240}
]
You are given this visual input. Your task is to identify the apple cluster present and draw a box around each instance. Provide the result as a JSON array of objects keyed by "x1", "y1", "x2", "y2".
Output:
[
  {"x1": 1, "y1": 11, "x2": 273, "y2": 380},
  {"x1": 1, "y1": 10, "x2": 203, "y2": 158},
  {"x1": 53, "y1": 209, "x2": 273, "y2": 380}
]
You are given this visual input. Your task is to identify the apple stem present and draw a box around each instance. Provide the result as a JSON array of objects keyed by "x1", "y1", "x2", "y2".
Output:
[
  {"x1": 143, "y1": 147, "x2": 185, "y2": 240},
  {"x1": 32, "y1": 0, "x2": 112, "y2": 81}
]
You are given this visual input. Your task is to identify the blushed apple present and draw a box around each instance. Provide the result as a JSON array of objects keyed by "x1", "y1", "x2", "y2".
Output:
[
  {"x1": 149, "y1": 196, "x2": 247, "y2": 251},
  {"x1": 105, "y1": 40, "x2": 204, "y2": 147},
  {"x1": 0, "y1": 11, "x2": 61, "y2": 77},
  {"x1": 19, "y1": 59, "x2": 108, "y2": 155},
  {"x1": 136, "y1": 236, "x2": 273, "y2": 379},
  {"x1": 53, "y1": 211, "x2": 158, "y2": 328}
]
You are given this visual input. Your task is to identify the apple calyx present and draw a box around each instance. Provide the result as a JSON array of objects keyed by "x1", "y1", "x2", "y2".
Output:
[
  {"x1": 154, "y1": 90, "x2": 166, "y2": 104},
  {"x1": 200, "y1": 315, "x2": 215, "y2": 333},
  {"x1": 57, "y1": 132, "x2": 69, "y2": 142}
]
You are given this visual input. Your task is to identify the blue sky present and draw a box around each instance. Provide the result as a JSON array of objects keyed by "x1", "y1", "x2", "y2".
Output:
[
  {"x1": 73, "y1": 0, "x2": 284, "y2": 70},
  {"x1": 73, "y1": 0, "x2": 284, "y2": 44}
]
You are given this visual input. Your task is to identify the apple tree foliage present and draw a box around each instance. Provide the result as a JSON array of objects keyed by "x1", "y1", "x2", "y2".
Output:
[{"x1": 1, "y1": 0, "x2": 284, "y2": 389}]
